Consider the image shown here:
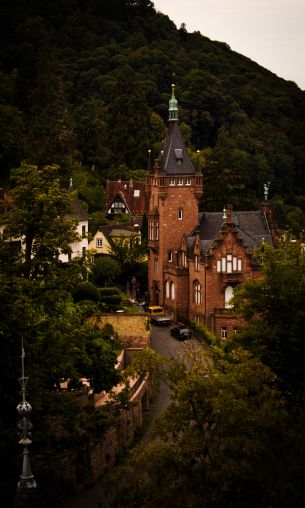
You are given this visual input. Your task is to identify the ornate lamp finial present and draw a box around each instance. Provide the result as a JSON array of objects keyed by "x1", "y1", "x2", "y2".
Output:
[
  {"x1": 264, "y1": 181, "x2": 270, "y2": 201},
  {"x1": 15, "y1": 338, "x2": 37, "y2": 505}
]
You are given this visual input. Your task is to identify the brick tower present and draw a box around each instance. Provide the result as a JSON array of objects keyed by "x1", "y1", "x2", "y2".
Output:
[{"x1": 146, "y1": 85, "x2": 202, "y2": 316}]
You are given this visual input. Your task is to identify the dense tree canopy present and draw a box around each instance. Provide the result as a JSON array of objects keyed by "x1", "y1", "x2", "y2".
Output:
[
  {"x1": 111, "y1": 346, "x2": 305, "y2": 508},
  {"x1": 232, "y1": 239, "x2": 305, "y2": 400},
  {"x1": 0, "y1": 162, "x2": 120, "y2": 506}
]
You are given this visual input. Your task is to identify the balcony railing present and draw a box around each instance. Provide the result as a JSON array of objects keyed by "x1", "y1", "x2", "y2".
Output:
[{"x1": 222, "y1": 272, "x2": 243, "y2": 283}]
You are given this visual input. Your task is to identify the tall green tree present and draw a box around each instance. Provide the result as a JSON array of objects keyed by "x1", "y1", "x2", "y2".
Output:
[
  {"x1": 3, "y1": 163, "x2": 78, "y2": 278},
  {"x1": 112, "y1": 347, "x2": 305, "y2": 508},
  {"x1": 233, "y1": 239, "x2": 305, "y2": 399},
  {"x1": 107, "y1": 65, "x2": 150, "y2": 169}
]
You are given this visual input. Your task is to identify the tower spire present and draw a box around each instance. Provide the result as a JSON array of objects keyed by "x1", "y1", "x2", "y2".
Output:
[
  {"x1": 15, "y1": 338, "x2": 37, "y2": 507},
  {"x1": 168, "y1": 83, "x2": 178, "y2": 122}
]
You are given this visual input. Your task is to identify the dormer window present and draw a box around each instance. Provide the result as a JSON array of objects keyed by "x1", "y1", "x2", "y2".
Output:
[{"x1": 175, "y1": 148, "x2": 183, "y2": 165}]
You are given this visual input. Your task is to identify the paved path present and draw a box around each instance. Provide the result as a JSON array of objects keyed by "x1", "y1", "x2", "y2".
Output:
[{"x1": 56, "y1": 325, "x2": 203, "y2": 508}]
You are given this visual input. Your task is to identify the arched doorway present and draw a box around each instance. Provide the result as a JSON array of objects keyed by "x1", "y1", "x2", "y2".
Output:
[{"x1": 225, "y1": 285, "x2": 234, "y2": 309}]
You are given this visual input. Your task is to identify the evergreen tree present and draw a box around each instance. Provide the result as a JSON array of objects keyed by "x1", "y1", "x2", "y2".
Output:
[{"x1": 107, "y1": 65, "x2": 150, "y2": 169}]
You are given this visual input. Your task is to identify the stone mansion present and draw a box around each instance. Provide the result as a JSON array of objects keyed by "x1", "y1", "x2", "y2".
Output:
[{"x1": 146, "y1": 85, "x2": 277, "y2": 339}]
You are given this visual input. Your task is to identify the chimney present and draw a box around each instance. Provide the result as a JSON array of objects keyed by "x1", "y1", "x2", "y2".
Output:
[{"x1": 226, "y1": 204, "x2": 233, "y2": 225}]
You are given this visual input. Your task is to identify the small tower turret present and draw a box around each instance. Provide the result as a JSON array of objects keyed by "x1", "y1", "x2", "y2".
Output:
[{"x1": 168, "y1": 83, "x2": 178, "y2": 122}]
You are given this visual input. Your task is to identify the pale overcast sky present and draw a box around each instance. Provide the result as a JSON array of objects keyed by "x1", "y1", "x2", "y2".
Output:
[{"x1": 153, "y1": 0, "x2": 305, "y2": 90}]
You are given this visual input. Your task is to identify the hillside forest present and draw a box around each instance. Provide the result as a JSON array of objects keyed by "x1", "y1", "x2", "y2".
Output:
[{"x1": 1, "y1": 0, "x2": 305, "y2": 234}]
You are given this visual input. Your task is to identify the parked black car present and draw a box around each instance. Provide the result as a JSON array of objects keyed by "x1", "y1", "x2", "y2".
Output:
[{"x1": 170, "y1": 326, "x2": 192, "y2": 340}]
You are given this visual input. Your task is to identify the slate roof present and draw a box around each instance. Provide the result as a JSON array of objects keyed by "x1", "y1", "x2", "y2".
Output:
[
  {"x1": 159, "y1": 122, "x2": 195, "y2": 175},
  {"x1": 105, "y1": 180, "x2": 148, "y2": 214},
  {"x1": 188, "y1": 210, "x2": 274, "y2": 254}
]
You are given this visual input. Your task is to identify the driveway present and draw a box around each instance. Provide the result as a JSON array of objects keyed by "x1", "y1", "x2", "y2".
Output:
[{"x1": 144, "y1": 324, "x2": 203, "y2": 433}]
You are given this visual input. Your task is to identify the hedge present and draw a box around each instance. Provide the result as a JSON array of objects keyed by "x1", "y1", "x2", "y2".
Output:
[{"x1": 189, "y1": 321, "x2": 217, "y2": 346}]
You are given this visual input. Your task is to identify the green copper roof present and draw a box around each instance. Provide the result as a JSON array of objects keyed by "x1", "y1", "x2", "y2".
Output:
[{"x1": 168, "y1": 84, "x2": 178, "y2": 122}]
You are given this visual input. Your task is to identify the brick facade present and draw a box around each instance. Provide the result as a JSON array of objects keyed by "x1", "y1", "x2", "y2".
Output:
[{"x1": 147, "y1": 87, "x2": 277, "y2": 339}]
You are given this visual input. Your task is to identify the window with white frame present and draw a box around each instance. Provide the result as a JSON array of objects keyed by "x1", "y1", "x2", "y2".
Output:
[
  {"x1": 193, "y1": 280, "x2": 201, "y2": 304},
  {"x1": 194, "y1": 255, "x2": 199, "y2": 270},
  {"x1": 169, "y1": 178, "x2": 176, "y2": 186},
  {"x1": 185, "y1": 178, "x2": 191, "y2": 186},
  {"x1": 217, "y1": 255, "x2": 243, "y2": 273},
  {"x1": 177, "y1": 178, "x2": 183, "y2": 186},
  {"x1": 96, "y1": 238, "x2": 103, "y2": 248},
  {"x1": 133, "y1": 189, "x2": 140, "y2": 197},
  {"x1": 181, "y1": 251, "x2": 187, "y2": 267},
  {"x1": 178, "y1": 209, "x2": 183, "y2": 220},
  {"x1": 221, "y1": 327, "x2": 227, "y2": 339},
  {"x1": 168, "y1": 251, "x2": 173, "y2": 262},
  {"x1": 165, "y1": 280, "x2": 170, "y2": 298},
  {"x1": 149, "y1": 221, "x2": 154, "y2": 240},
  {"x1": 170, "y1": 281, "x2": 175, "y2": 300},
  {"x1": 155, "y1": 221, "x2": 159, "y2": 240},
  {"x1": 154, "y1": 258, "x2": 158, "y2": 274}
]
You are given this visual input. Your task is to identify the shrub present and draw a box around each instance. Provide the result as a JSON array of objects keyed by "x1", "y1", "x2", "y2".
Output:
[
  {"x1": 98, "y1": 287, "x2": 121, "y2": 296},
  {"x1": 189, "y1": 321, "x2": 217, "y2": 345},
  {"x1": 100, "y1": 294, "x2": 122, "y2": 309},
  {"x1": 72, "y1": 281, "x2": 99, "y2": 302},
  {"x1": 75, "y1": 299, "x2": 99, "y2": 316},
  {"x1": 91, "y1": 256, "x2": 121, "y2": 286}
]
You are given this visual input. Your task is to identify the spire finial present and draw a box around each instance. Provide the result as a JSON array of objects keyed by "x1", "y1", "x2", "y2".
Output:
[
  {"x1": 168, "y1": 83, "x2": 178, "y2": 122},
  {"x1": 15, "y1": 338, "x2": 37, "y2": 504}
]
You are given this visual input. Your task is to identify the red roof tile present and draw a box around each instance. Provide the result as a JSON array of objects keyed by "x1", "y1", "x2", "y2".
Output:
[{"x1": 105, "y1": 180, "x2": 149, "y2": 215}]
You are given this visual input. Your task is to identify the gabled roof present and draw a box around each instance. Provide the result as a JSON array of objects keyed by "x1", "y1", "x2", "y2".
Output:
[
  {"x1": 105, "y1": 180, "x2": 148, "y2": 214},
  {"x1": 97, "y1": 223, "x2": 141, "y2": 249},
  {"x1": 188, "y1": 210, "x2": 274, "y2": 255}
]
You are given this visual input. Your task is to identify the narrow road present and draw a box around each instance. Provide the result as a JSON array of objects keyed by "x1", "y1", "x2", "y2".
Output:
[
  {"x1": 145, "y1": 324, "x2": 202, "y2": 435},
  {"x1": 56, "y1": 325, "x2": 203, "y2": 508}
]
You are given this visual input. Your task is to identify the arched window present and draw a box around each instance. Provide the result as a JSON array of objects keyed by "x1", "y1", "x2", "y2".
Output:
[
  {"x1": 225, "y1": 285, "x2": 234, "y2": 308},
  {"x1": 170, "y1": 281, "x2": 175, "y2": 300},
  {"x1": 165, "y1": 280, "x2": 170, "y2": 298},
  {"x1": 193, "y1": 280, "x2": 201, "y2": 304}
]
